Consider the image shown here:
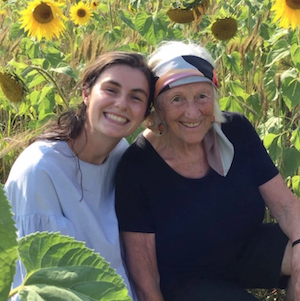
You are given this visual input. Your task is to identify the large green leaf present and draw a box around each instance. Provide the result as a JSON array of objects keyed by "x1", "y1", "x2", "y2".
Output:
[
  {"x1": 281, "y1": 148, "x2": 300, "y2": 178},
  {"x1": 0, "y1": 185, "x2": 18, "y2": 301},
  {"x1": 291, "y1": 44, "x2": 300, "y2": 71},
  {"x1": 118, "y1": 10, "x2": 136, "y2": 30},
  {"x1": 135, "y1": 11, "x2": 166, "y2": 46},
  {"x1": 281, "y1": 75, "x2": 300, "y2": 110},
  {"x1": 222, "y1": 52, "x2": 241, "y2": 76},
  {"x1": 266, "y1": 39, "x2": 290, "y2": 67},
  {"x1": 292, "y1": 127, "x2": 300, "y2": 152},
  {"x1": 263, "y1": 133, "x2": 282, "y2": 161},
  {"x1": 219, "y1": 95, "x2": 243, "y2": 113},
  {"x1": 18, "y1": 232, "x2": 131, "y2": 301}
]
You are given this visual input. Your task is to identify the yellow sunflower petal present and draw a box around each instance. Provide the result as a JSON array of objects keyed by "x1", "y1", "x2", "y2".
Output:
[
  {"x1": 271, "y1": 0, "x2": 300, "y2": 29},
  {"x1": 19, "y1": 0, "x2": 66, "y2": 41},
  {"x1": 70, "y1": 1, "x2": 92, "y2": 26}
]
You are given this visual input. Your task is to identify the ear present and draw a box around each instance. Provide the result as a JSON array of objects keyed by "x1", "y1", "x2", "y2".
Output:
[{"x1": 82, "y1": 91, "x2": 90, "y2": 106}]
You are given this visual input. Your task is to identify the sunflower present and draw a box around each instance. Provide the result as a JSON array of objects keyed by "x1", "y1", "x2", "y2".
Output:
[
  {"x1": 271, "y1": 0, "x2": 300, "y2": 29},
  {"x1": 70, "y1": 1, "x2": 92, "y2": 25},
  {"x1": 211, "y1": 17, "x2": 238, "y2": 41},
  {"x1": 19, "y1": 0, "x2": 67, "y2": 41},
  {"x1": 91, "y1": 1, "x2": 99, "y2": 10},
  {"x1": 0, "y1": 71, "x2": 27, "y2": 103}
]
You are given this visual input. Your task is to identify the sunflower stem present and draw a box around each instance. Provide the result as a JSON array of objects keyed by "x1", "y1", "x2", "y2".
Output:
[
  {"x1": 154, "y1": 0, "x2": 163, "y2": 15},
  {"x1": 8, "y1": 284, "x2": 23, "y2": 299},
  {"x1": 30, "y1": 66, "x2": 69, "y2": 109}
]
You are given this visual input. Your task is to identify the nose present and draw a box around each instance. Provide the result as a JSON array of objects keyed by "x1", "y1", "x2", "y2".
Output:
[
  {"x1": 185, "y1": 100, "x2": 201, "y2": 119},
  {"x1": 114, "y1": 94, "x2": 127, "y2": 110}
]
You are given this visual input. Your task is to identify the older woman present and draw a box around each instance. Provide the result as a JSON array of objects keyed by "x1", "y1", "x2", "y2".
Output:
[{"x1": 115, "y1": 41, "x2": 300, "y2": 301}]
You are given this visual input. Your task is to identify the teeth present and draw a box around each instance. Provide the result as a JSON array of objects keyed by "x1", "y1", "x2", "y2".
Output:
[
  {"x1": 182, "y1": 122, "x2": 200, "y2": 128},
  {"x1": 106, "y1": 113, "x2": 127, "y2": 123}
]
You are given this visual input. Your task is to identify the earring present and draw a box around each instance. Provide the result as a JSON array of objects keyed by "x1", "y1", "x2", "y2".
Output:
[
  {"x1": 212, "y1": 116, "x2": 215, "y2": 123},
  {"x1": 158, "y1": 123, "x2": 164, "y2": 135}
]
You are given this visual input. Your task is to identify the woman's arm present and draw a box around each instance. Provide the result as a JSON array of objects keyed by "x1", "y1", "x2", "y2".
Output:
[
  {"x1": 259, "y1": 173, "x2": 300, "y2": 301},
  {"x1": 121, "y1": 232, "x2": 165, "y2": 301}
]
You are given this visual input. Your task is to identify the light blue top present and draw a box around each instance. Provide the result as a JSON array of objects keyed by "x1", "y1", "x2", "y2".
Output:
[{"x1": 5, "y1": 138, "x2": 135, "y2": 300}]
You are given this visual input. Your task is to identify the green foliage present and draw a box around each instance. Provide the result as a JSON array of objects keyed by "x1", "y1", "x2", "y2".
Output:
[
  {"x1": 0, "y1": 184, "x2": 18, "y2": 301},
  {"x1": 0, "y1": 185, "x2": 132, "y2": 301}
]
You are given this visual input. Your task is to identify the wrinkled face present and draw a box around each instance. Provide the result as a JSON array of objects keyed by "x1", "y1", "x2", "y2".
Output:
[
  {"x1": 84, "y1": 65, "x2": 149, "y2": 140},
  {"x1": 156, "y1": 82, "x2": 214, "y2": 146}
]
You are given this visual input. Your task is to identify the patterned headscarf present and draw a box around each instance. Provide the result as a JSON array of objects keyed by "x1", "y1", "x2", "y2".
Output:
[{"x1": 153, "y1": 55, "x2": 218, "y2": 98}]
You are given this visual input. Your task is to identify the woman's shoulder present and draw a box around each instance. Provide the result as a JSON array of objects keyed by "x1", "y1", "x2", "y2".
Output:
[{"x1": 10, "y1": 140, "x2": 70, "y2": 174}]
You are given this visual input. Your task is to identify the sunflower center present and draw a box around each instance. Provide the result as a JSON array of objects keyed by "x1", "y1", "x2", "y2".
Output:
[
  {"x1": 77, "y1": 8, "x2": 86, "y2": 18},
  {"x1": 286, "y1": 0, "x2": 300, "y2": 9},
  {"x1": 33, "y1": 2, "x2": 54, "y2": 24}
]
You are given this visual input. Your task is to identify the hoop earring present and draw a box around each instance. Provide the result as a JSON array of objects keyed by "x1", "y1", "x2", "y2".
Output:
[
  {"x1": 158, "y1": 123, "x2": 165, "y2": 135},
  {"x1": 212, "y1": 116, "x2": 215, "y2": 123}
]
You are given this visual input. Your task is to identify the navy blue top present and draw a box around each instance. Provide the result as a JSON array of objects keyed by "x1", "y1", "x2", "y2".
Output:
[{"x1": 115, "y1": 112, "x2": 279, "y2": 293}]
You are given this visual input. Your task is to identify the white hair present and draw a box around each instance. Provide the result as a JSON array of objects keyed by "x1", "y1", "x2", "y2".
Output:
[{"x1": 148, "y1": 41, "x2": 225, "y2": 123}]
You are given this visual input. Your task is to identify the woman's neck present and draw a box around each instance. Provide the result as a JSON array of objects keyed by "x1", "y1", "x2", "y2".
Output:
[
  {"x1": 144, "y1": 129, "x2": 210, "y2": 179},
  {"x1": 69, "y1": 128, "x2": 120, "y2": 165}
]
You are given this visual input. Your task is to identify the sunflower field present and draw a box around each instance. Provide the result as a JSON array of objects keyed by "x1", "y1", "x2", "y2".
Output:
[{"x1": 0, "y1": 0, "x2": 300, "y2": 299}]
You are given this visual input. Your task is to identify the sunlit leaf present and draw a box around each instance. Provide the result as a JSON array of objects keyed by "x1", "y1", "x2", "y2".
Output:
[
  {"x1": 50, "y1": 65, "x2": 77, "y2": 79},
  {"x1": 264, "y1": 67, "x2": 279, "y2": 102},
  {"x1": 135, "y1": 11, "x2": 166, "y2": 46},
  {"x1": 28, "y1": 74, "x2": 46, "y2": 88},
  {"x1": 292, "y1": 175, "x2": 300, "y2": 198},
  {"x1": 292, "y1": 127, "x2": 300, "y2": 151},
  {"x1": 263, "y1": 133, "x2": 282, "y2": 161},
  {"x1": 291, "y1": 44, "x2": 300, "y2": 71},
  {"x1": 18, "y1": 232, "x2": 131, "y2": 301},
  {"x1": 281, "y1": 76, "x2": 300, "y2": 110},
  {"x1": 0, "y1": 185, "x2": 18, "y2": 301},
  {"x1": 219, "y1": 95, "x2": 243, "y2": 113},
  {"x1": 266, "y1": 39, "x2": 290, "y2": 67}
]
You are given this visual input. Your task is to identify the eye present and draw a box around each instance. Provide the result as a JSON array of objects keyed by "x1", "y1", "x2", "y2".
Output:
[
  {"x1": 105, "y1": 88, "x2": 116, "y2": 94},
  {"x1": 171, "y1": 96, "x2": 182, "y2": 103},
  {"x1": 199, "y1": 93, "x2": 208, "y2": 100}
]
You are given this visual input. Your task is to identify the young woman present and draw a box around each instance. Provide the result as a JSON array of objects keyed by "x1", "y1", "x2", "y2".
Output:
[{"x1": 5, "y1": 51, "x2": 154, "y2": 300}]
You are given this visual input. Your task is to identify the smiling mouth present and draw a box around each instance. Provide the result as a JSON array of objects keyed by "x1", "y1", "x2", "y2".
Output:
[
  {"x1": 105, "y1": 113, "x2": 128, "y2": 124},
  {"x1": 181, "y1": 121, "x2": 201, "y2": 128}
]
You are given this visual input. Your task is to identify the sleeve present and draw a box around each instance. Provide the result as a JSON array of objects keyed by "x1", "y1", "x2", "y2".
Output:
[
  {"x1": 4, "y1": 149, "x2": 76, "y2": 300},
  {"x1": 226, "y1": 113, "x2": 279, "y2": 186},
  {"x1": 115, "y1": 147, "x2": 155, "y2": 233}
]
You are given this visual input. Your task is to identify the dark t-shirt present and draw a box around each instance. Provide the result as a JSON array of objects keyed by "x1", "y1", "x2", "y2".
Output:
[{"x1": 115, "y1": 112, "x2": 279, "y2": 292}]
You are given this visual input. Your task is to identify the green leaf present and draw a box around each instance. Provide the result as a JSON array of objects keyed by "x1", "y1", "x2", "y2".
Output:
[
  {"x1": 281, "y1": 148, "x2": 300, "y2": 178},
  {"x1": 28, "y1": 74, "x2": 47, "y2": 88},
  {"x1": 222, "y1": 52, "x2": 241, "y2": 76},
  {"x1": 266, "y1": 39, "x2": 290, "y2": 67},
  {"x1": 263, "y1": 133, "x2": 282, "y2": 161},
  {"x1": 0, "y1": 185, "x2": 18, "y2": 301},
  {"x1": 118, "y1": 10, "x2": 136, "y2": 30},
  {"x1": 291, "y1": 44, "x2": 300, "y2": 71},
  {"x1": 18, "y1": 232, "x2": 132, "y2": 301},
  {"x1": 292, "y1": 127, "x2": 300, "y2": 152},
  {"x1": 292, "y1": 175, "x2": 300, "y2": 198},
  {"x1": 281, "y1": 76, "x2": 300, "y2": 110},
  {"x1": 219, "y1": 95, "x2": 243, "y2": 113},
  {"x1": 135, "y1": 11, "x2": 166, "y2": 46},
  {"x1": 50, "y1": 64, "x2": 77, "y2": 79},
  {"x1": 264, "y1": 66, "x2": 279, "y2": 102}
]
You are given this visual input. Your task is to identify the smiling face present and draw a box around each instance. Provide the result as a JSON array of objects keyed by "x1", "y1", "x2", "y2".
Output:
[
  {"x1": 156, "y1": 81, "x2": 214, "y2": 147},
  {"x1": 84, "y1": 64, "x2": 149, "y2": 140}
]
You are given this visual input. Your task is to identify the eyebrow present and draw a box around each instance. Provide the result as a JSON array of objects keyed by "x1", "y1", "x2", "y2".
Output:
[{"x1": 104, "y1": 80, "x2": 148, "y2": 97}]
